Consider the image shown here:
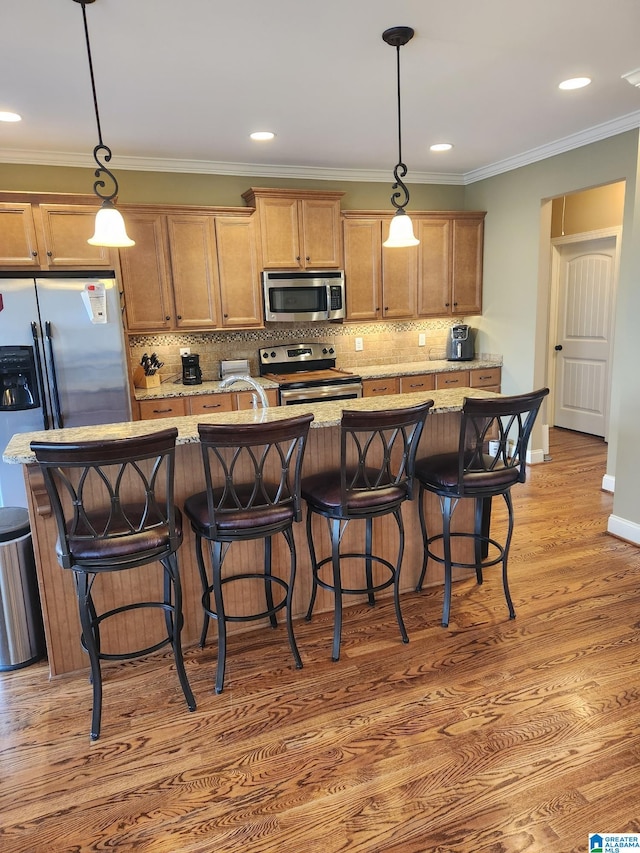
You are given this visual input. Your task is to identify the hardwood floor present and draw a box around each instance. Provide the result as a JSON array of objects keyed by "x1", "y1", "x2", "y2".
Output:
[{"x1": 1, "y1": 428, "x2": 639, "y2": 852}]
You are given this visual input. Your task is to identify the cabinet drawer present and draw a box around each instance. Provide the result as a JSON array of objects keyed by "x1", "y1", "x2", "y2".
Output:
[
  {"x1": 138, "y1": 398, "x2": 187, "y2": 419},
  {"x1": 399, "y1": 373, "x2": 435, "y2": 394},
  {"x1": 435, "y1": 371, "x2": 470, "y2": 389},
  {"x1": 235, "y1": 389, "x2": 279, "y2": 410},
  {"x1": 188, "y1": 393, "x2": 234, "y2": 415},
  {"x1": 470, "y1": 367, "x2": 501, "y2": 389},
  {"x1": 362, "y1": 377, "x2": 400, "y2": 397}
]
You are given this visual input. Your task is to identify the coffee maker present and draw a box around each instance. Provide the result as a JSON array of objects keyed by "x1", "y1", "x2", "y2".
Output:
[
  {"x1": 446, "y1": 325, "x2": 475, "y2": 361},
  {"x1": 181, "y1": 353, "x2": 202, "y2": 385}
]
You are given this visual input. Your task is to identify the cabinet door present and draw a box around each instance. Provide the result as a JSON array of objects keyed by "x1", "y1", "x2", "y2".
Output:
[
  {"x1": 138, "y1": 397, "x2": 187, "y2": 419},
  {"x1": 344, "y1": 218, "x2": 382, "y2": 321},
  {"x1": 435, "y1": 370, "x2": 470, "y2": 389},
  {"x1": 38, "y1": 204, "x2": 113, "y2": 267},
  {"x1": 469, "y1": 367, "x2": 501, "y2": 389},
  {"x1": 215, "y1": 216, "x2": 263, "y2": 328},
  {"x1": 234, "y1": 388, "x2": 279, "y2": 410},
  {"x1": 451, "y1": 217, "x2": 484, "y2": 314},
  {"x1": 399, "y1": 373, "x2": 435, "y2": 394},
  {"x1": 416, "y1": 218, "x2": 452, "y2": 316},
  {"x1": 256, "y1": 196, "x2": 301, "y2": 268},
  {"x1": 166, "y1": 214, "x2": 219, "y2": 329},
  {"x1": 0, "y1": 203, "x2": 41, "y2": 266},
  {"x1": 362, "y1": 377, "x2": 400, "y2": 397},
  {"x1": 119, "y1": 212, "x2": 174, "y2": 332},
  {"x1": 300, "y1": 198, "x2": 342, "y2": 268},
  {"x1": 381, "y1": 220, "x2": 417, "y2": 318}
]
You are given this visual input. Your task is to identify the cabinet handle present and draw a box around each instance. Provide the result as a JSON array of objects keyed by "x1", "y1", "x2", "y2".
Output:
[
  {"x1": 201, "y1": 403, "x2": 222, "y2": 409},
  {"x1": 445, "y1": 302, "x2": 450, "y2": 307},
  {"x1": 478, "y1": 374, "x2": 492, "y2": 380},
  {"x1": 47, "y1": 251, "x2": 52, "y2": 257},
  {"x1": 445, "y1": 379, "x2": 459, "y2": 384},
  {"x1": 165, "y1": 316, "x2": 171, "y2": 321},
  {"x1": 296, "y1": 255, "x2": 301, "y2": 261},
  {"x1": 453, "y1": 301, "x2": 458, "y2": 306},
  {"x1": 223, "y1": 313, "x2": 228, "y2": 318},
  {"x1": 306, "y1": 256, "x2": 310, "y2": 261},
  {"x1": 31, "y1": 251, "x2": 38, "y2": 257},
  {"x1": 176, "y1": 314, "x2": 182, "y2": 320},
  {"x1": 153, "y1": 408, "x2": 173, "y2": 414},
  {"x1": 409, "y1": 383, "x2": 424, "y2": 388},
  {"x1": 373, "y1": 386, "x2": 388, "y2": 392}
]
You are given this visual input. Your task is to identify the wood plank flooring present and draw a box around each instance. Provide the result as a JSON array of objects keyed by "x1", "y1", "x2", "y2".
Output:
[{"x1": 1, "y1": 427, "x2": 639, "y2": 852}]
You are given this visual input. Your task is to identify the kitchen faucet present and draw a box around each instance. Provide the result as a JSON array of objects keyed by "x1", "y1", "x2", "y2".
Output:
[{"x1": 218, "y1": 375, "x2": 270, "y2": 409}]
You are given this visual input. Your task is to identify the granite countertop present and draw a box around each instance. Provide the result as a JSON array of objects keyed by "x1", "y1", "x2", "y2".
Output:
[
  {"x1": 134, "y1": 359, "x2": 501, "y2": 401},
  {"x1": 4, "y1": 387, "x2": 499, "y2": 465}
]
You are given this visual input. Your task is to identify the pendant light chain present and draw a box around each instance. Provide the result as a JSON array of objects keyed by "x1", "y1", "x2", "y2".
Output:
[{"x1": 391, "y1": 41, "x2": 410, "y2": 211}]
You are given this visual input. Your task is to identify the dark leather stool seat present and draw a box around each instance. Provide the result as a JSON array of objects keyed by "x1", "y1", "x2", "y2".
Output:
[
  {"x1": 415, "y1": 388, "x2": 549, "y2": 627},
  {"x1": 183, "y1": 413, "x2": 313, "y2": 694},
  {"x1": 302, "y1": 402, "x2": 432, "y2": 661},
  {"x1": 31, "y1": 427, "x2": 196, "y2": 740}
]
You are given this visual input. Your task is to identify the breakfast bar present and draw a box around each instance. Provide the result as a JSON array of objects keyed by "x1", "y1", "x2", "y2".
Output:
[{"x1": 3, "y1": 387, "x2": 499, "y2": 676}]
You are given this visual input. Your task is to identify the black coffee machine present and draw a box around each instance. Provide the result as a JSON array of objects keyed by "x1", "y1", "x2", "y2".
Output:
[{"x1": 181, "y1": 353, "x2": 202, "y2": 385}]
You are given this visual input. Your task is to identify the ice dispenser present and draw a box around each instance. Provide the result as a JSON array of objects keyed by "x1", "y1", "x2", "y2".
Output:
[{"x1": 0, "y1": 346, "x2": 39, "y2": 411}]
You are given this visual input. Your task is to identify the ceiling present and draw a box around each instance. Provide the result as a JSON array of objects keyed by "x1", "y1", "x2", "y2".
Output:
[{"x1": 2, "y1": 0, "x2": 640, "y2": 185}]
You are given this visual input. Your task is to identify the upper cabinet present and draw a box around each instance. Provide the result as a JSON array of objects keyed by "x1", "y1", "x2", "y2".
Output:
[
  {"x1": 343, "y1": 214, "x2": 417, "y2": 321},
  {"x1": 0, "y1": 196, "x2": 114, "y2": 269},
  {"x1": 119, "y1": 207, "x2": 263, "y2": 333},
  {"x1": 416, "y1": 214, "x2": 484, "y2": 316},
  {"x1": 242, "y1": 188, "x2": 344, "y2": 269},
  {"x1": 344, "y1": 210, "x2": 485, "y2": 322}
]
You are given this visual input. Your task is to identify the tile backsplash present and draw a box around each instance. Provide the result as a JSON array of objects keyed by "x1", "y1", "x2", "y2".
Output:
[{"x1": 129, "y1": 319, "x2": 463, "y2": 382}]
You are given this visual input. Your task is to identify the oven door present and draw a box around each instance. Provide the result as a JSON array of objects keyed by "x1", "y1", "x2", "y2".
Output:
[{"x1": 279, "y1": 381, "x2": 363, "y2": 406}]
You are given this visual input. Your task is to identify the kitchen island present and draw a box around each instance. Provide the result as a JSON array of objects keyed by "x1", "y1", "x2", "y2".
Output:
[{"x1": 4, "y1": 387, "x2": 499, "y2": 676}]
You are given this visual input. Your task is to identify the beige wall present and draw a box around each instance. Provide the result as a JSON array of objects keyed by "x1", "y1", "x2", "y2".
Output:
[{"x1": 550, "y1": 181, "x2": 625, "y2": 237}]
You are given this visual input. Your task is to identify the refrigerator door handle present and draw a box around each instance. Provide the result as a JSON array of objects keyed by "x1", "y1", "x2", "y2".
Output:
[
  {"x1": 31, "y1": 321, "x2": 51, "y2": 430},
  {"x1": 45, "y1": 321, "x2": 64, "y2": 429}
]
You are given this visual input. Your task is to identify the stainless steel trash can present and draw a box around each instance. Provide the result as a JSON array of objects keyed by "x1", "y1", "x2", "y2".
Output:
[{"x1": 0, "y1": 506, "x2": 45, "y2": 671}]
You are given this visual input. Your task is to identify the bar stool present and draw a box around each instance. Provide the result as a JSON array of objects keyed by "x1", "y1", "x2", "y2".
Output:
[
  {"x1": 415, "y1": 388, "x2": 549, "y2": 627},
  {"x1": 30, "y1": 427, "x2": 196, "y2": 740},
  {"x1": 302, "y1": 402, "x2": 432, "y2": 661},
  {"x1": 183, "y1": 413, "x2": 313, "y2": 694}
]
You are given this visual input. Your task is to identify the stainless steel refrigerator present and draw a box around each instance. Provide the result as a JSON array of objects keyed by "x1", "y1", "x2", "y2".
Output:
[{"x1": 0, "y1": 272, "x2": 131, "y2": 508}]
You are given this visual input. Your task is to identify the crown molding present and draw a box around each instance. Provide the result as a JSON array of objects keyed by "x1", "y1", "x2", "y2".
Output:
[
  {"x1": 2, "y1": 108, "x2": 639, "y2": 187},
  {"x1": 464, "y1": 109, "x2": 640, "y2": 183}
]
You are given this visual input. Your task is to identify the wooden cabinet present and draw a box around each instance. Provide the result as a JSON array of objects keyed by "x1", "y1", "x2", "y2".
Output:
[
  {"x1": 243, "y1": 188, "x2": 344, "y2": 270},
  {"x1": 435, "y1": 370, "x2": 470, "y2": 389},
  {"x1": 362, "y1": 377, "x2": 401, "y2": 397},
  {"x1": 0, "y1": 197, "x2": 113, "y2": 269},
  {"x1": 343, "y1": 216, "x2": 416, "y2": 321},
  {"x1": 235, "y1": 388, "x2": 279, "y2": 410},
  {"x1": 138, "y1": 397, "x2": 187, "y2": 420},
  {"x1": 399, "y1": 373, "x2": 435, "y2": 394},
  {"x1": 119, "y1": 207, "x2": 263, "y2": 333},
  {"x1": 215, "y1": 215, "x2": 262, "y2": 328},
  {"x1": 416, "y1": 214, "x2": 484, "y2": 317},
  {"x1": 187, "y1": 394, "x2": 234, "y2": 415},
  {"x1": 344, "y1": 210, "x2": 484, "y2": 321},
  {"x1": 469, "y1": 366, "x2": 501, "y2": 392}
]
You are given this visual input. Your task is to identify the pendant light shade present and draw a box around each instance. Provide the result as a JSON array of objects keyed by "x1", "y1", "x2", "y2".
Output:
[
  {"x1": 74, "y1": 0, "x2": 134, "y2": 248},
  {"x1": 88, "y1": 200, "x2": 135, "y2": 247},
  {"x1": 382, "y1": 26, "x2": 419, "y2": 248}
]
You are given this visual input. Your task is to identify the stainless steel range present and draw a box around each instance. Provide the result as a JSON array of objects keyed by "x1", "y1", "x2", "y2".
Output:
[{"x1": 259, "y1": 342, "x2": 362, "y2": 405}]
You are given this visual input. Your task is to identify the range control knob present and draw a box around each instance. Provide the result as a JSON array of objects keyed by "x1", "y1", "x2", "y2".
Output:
[
  {"x1": 261, "y1": 352, "x2": 268, "y2": 359},
  {"x1": 329, "y1": 347, "x2": 335, "y2": 355},
  {"x1": 322, "y1": 347, "x2": 328, "y2": 354},
  {"x1": 271, "y1": 351, "x2": 276, "y2": 358}
]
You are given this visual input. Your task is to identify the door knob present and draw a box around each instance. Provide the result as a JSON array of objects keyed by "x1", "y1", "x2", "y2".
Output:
[{"x1": 555, "y1": 344, "x2": 563, "y2": 351}]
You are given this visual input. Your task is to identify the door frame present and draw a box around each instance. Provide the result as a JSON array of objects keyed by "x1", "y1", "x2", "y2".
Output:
[{"x1": 547, "y1": 226, "x2": 621, "y2": 441}]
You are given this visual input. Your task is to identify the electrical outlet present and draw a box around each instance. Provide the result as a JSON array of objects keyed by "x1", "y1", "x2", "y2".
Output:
[
  {"x1": 355, "y1": 337, "x2": 364, "y2": 352},
  {"x1": 418, "y1": 333, "x2": 426, "y2": 347},
  {"x1": 179, "y1": 347, "x2": 190, "y2": 357}
]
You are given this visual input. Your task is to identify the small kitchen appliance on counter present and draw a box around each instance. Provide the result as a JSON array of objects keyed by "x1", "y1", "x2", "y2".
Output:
[
  {"x1": 181, "y1": 353, "x2": 202, "y2": 385},
  {"x1": 446, "y1": 325, "x2": 475, "y2": 361}
]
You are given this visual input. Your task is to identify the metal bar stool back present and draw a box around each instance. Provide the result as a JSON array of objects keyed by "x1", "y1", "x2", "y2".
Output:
[
  {"x1": 302, "y1": 401, "x2": 432, "y2": 661},
  {"x1": 30, "y1": 427, "x2": 196, "y2": 739},
  {"x1": 184, "y1": 413, "x2": 314, "y2": 694},
  {"x1": 415, "y1": 388, "x2": 549, "y2": 627}
]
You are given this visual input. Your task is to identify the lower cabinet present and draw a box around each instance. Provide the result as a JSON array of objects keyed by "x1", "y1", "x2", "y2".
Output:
[
  {"x1": 469, "y1": 366, "x2": 501, "y2": 393},
  {"x1": 362, "y1": 367, "x2": 501, "y2": 400},
  {"x1": 137, "y1": 397, "x2": 188, "y2": 420},
  {"x1": 434, "y1": 370, "x2": 470, "y2": 390},
  {"x1": 362, "y1": 377, "x2": 401, "y2": 397},
  {"x1": 136, "y1": 388, "x2": 279, "y2": 420},
  {"x1": 399, "y1": 374, "x2": 435, "y2": 394}
]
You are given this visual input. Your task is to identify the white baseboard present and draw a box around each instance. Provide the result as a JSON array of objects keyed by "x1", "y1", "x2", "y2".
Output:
[
  {"x1": 527, "y1": 447, "x2": 546, "y2": 464},
  {"x1": 607, "y1": 514, "x2": 640, "y2": 545},
  {"x1": 602, "y1": 474, "x2": 615, "y2": 493}
]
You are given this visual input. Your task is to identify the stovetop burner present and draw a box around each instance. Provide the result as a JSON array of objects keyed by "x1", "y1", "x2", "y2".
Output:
[{"x1": 259, "y1": 342, "x2": 359, "y2": 382}]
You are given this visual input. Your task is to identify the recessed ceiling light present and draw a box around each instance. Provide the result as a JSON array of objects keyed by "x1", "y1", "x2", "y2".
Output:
[
  {"x1": 0, "y1": 111, "x2": 21, "y2": 122},
  {"x1": 250, "y1": 131, "x2": 275, "y2": 141},
  {"x1": 558, "y1": 77, "x2": 591, "y2": 90},
  {"x1": 430, "y1": 143, "x2": 453, "y2": 152}
]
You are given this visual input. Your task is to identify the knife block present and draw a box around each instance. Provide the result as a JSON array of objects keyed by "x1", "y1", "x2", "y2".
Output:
[{"x1": 133, "y1": 366, "x2": 162, "y2": 388}]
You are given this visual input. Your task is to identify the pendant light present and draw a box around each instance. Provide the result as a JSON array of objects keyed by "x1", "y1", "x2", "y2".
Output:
[
  {"x1": 73, "y1": 0, "x2": 134, "y2": 247},
  {"x1": 382, "y1": 26, "x2": 419, "y2": 248}
]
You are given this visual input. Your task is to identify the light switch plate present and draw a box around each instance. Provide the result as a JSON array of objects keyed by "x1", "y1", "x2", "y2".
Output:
[
  {"x1": 179, "y1": 347, "x2": 190, "y2": 356},
  {"x1": 355, "y1": 337, "x2": 364, "y2": 351},
  {"x1": 419, "y1": 333, "x2": 426, "y2": 346}
]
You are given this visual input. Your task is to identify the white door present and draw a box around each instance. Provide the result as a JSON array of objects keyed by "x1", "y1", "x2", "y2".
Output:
[{"x1": 552, "y1": 235, "x2": 618, "y2": 437}]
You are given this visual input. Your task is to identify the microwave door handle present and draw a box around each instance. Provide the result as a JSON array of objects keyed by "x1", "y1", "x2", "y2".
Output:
[
  {"x1": 45, "y1": 321, "x2": 64, "y2": 429},
  {"x1": 31, "y1": 321, "x2": 51, "y2": 430},
  {"x1": 326, "y1": 283, "x2": 332, "y2": 319}
]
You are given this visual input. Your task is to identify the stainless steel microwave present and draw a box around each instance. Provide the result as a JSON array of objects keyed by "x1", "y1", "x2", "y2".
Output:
[{"x1": 262, "y1": 270, "x2": 346, "y2": 322}]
